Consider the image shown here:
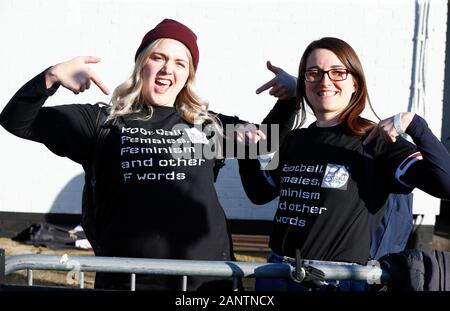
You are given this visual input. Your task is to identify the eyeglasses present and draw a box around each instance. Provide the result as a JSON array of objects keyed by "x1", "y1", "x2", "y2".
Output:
[{"x1": 304, "y1": 69, "x2": 350, "y2": 83}]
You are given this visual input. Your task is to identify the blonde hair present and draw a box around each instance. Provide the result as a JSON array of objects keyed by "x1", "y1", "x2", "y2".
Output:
[{"x1": 108, "y1": 39, "x2": 222, "y2": 133}]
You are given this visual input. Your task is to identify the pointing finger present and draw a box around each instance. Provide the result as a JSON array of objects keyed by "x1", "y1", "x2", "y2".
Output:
[
  {"x1": 256, "y1": 129, "x2": 267, "y2": 141},
  {"x1": 84, "y1": 56, "x2": 102, "y2": 64},
  {"x1": 266, "y1": 61, "x2": 282, "y2": 74},
  {"x1": 256, "y1": 77, "x2": 276, "y2": 94},
  {"x1": 90, "y1": 71, "x2": 110, "y2": 95},
  {"x1": 246, "y1": 131, "x2": 254, "y2": 141}
]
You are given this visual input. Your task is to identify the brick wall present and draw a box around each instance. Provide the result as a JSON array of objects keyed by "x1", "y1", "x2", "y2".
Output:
[{"x1": 0, "y1": 0, "x2": 447, "y2": 225}]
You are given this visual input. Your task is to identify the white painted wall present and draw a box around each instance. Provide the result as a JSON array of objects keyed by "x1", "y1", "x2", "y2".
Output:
[{"x1": 0, "y1": 0, "x2": 447, "y2": 225}]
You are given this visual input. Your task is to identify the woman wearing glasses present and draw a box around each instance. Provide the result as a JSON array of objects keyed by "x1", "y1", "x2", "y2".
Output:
[{"x1": 238, "y1": 37, "x2": 450, "y2": 291}]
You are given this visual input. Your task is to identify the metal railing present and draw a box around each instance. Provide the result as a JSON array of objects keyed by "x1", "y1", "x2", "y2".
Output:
[{"x1": 0, "y1": 249, "x2": 387, "y2": 291}]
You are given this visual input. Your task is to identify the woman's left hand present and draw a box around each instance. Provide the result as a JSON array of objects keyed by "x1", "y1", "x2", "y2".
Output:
[
  {"x1": 363, "y1": 112, "x2": 415, "y2": 145},
  {"x1": 236, "y1": 123, "x2": 267, "y2": 145}
]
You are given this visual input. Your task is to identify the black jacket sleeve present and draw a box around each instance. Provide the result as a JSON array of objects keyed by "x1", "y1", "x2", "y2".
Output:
[
  {"x1": 401, "y1": 115, "x2": 450, "y2": 199},
  {"x1": 0, "y1": 69, "x2": 101, "y2": 165},
  {"x1": 237, "y1": 131, "x2": 293, "y2": 204},
  {"x1": 237, "y1": 157, "x2": 280, "y2": 204},
  {"x1": 261, "y1": 98, "x2": 297, "y2": 152},
  {"x1": 237, "y1": 100, "x2": 297, "y2": 204}
]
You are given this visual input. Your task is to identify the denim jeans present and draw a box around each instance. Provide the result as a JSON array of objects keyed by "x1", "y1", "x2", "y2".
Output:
[{"x1": 255, "y1": 252, "x2": 367, "y2": 291}]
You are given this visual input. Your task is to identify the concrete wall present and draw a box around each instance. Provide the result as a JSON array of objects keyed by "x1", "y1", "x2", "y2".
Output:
[{"x1": 0, "y1": 0, "x2": 447, "y2": 225}]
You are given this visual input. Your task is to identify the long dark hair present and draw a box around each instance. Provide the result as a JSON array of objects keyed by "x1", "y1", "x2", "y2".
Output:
[{"x1": 296, "y1": 37, "x2": 379, "y2": 136}]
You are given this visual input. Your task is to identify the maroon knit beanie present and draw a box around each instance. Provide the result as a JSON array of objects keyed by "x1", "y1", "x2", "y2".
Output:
[{"x1": 135, "y1": 19, "x2": 199, "y2": 71}]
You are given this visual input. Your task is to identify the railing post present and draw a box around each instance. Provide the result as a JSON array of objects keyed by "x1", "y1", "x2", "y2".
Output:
[
  {"x1": 0, "y1": 249, "x2": 5, "y2": 285},
  {"x1": 27, "y1": 268, "x2": 33, "y2": 286},
  {"x1": 181, "y1": 275, "x2": 187, "y2": 291},
  {"x1": 130, "y1": 273, "x2": 136, "y2": 291}
]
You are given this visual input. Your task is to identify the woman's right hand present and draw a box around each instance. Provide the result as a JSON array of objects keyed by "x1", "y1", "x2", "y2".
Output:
[
  {"x1": 255, "y1": 61, "x2": 297, "y2": 99},
  {"x1": 45, "y1": 56, "x2": 110, "y2": 95}
]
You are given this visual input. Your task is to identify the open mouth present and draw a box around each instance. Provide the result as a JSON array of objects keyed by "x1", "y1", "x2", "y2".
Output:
[
  {"x1": 155, "y1": 78, "x2": 172, "y2": 87},
  {"x1": 154, "y1": 78, "x2": 173, "y2": 93}
]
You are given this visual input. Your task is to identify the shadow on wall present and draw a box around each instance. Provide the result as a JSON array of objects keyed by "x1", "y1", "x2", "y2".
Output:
[
  {"x1": 44, "y1": 173, "x2": 84, "y2": 226},
  {"x1": 0, "y1": 174, "x2": 85, "y2": 238}
]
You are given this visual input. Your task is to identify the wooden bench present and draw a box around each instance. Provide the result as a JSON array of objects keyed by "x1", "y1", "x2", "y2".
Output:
[{"x1": 232, "y1": 234, "x2": 270, "y2": 252}]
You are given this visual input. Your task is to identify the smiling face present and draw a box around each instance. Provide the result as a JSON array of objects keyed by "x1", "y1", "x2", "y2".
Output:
[
  {"x1": 305, "y1": 48, "x2": 356, "y2": 125},
  {"x1": 141, "y1": 38, "x2": 191, "y2": 107}
]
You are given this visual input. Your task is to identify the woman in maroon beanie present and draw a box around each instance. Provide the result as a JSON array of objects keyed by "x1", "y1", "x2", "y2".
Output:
[{"x1": 0, "y1": 19, "x2": 293, "y2": 290}]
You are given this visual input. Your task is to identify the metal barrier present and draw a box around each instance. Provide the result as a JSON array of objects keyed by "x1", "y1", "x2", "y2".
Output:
[{"x1": 0, "y1": 249, "x2": 387, "y2": 291}]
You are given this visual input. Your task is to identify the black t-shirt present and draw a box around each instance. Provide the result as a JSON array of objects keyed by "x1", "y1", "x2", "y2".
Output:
[
  {"x1": 87, "y1": 106, "x2": 232, "y2": 261},
  {"x1": 0, "y1": 71, "x2": 240, "y2": 289},
  {"x1": 268, "y1": 123, "x2": 417, "y2": 264}
]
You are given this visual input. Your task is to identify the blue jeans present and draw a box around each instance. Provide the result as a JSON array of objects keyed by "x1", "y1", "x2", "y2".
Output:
[{"x1": 255, "y1": 252, "x2": 367, "y2": 291}]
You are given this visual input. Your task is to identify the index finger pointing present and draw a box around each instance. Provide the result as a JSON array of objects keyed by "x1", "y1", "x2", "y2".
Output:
[
  {"x1": 256, "y1": 129, "x2": 267, "y2": 141},
  {"x1": 256, "y1": 77, "x2": 276, "y2": 94},
  {"x1": 90, "y1": 71, "x2": 110, "y2": 95},
  {"x1": 84, "y1": 56, "x2": 102, "y2": 64}
]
